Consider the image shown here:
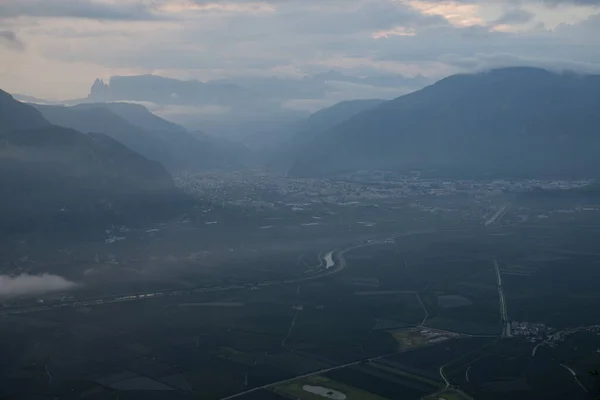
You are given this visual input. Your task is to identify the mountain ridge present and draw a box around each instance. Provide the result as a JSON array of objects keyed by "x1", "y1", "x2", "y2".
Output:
[
  {"x1": 266, "y1": 99, "x2": 386, "y2": 171},
  {"x1": 32, "y1": 102, "x2": 250, "y2": 172},
  {"x1": 89, "y1": 75, "x2": 253, "y2": 106},
  {"x1": 289, "y1": 67, "x2": 600, "y2": 179},
  {"x1": 0, "y1": 89, "x2": 188, "y2": 232}
]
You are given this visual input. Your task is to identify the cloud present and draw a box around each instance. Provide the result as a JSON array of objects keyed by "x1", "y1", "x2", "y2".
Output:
[
  {"x1": 402, "y1": 0, "x2": 485, "y2": 27},
  {"x1": 160, "y1": 0, "x2": 276, "y2": 14},
  {"x1": 0, "y1": 0, "x2": 164, "y2": 21},
  {"x1": 372, "y1": 26, "x2": 417, "y2": 38},
  {"x1": 0, "y1": 273, "x2": 80, "y2": 299},
  {"x1": 439, "y1": 52, "x2": 600, "y2": 73},
  {"x1": 1, "y1": 0, "x2": 600, "y2": 101},
  {"x1": 494, "y1": 9, "x2": 535, "y2": 25},
  {"x1": 488, "y1": 8, "x2": 535, "y2": 32},
  {"x1": 542, "y1": 0, "x2": 600, "y2": 7},
  {"x1": 0, "y1": 30, "x2": 24, "y2": 50}
]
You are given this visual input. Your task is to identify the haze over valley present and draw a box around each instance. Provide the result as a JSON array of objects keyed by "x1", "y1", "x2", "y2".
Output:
[{"x1": 2, "y1": 1, "x2": 600, "y2": 399}]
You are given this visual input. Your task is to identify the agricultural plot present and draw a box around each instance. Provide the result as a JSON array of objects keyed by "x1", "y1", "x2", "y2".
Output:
[
  {"x1": 273, "y1": 375, "x2": 388, "y2": 400},
  {"x1": 444, "y1": 339, "x2": 591, "y2": 400},
  {"x1": 389, "y1": 338, "x2": 495, "y2": 377},
  {"x1": 323, "y1": 364, "x2": 436, "y2": 400}
]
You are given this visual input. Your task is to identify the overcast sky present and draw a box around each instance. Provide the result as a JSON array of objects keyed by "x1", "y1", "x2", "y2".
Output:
[{"x1": 1, "y1": 0, "x2": 599, "y2": 100}]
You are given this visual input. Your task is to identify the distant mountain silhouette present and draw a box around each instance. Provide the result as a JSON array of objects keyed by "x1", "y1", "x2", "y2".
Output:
[
  {"x1": 89, "y1": 72, "x2": 427, "y2": 107},
  {"x1": 209, "y1": 72, "x2": 429, "y2": 102},
  {"x1": 89, "y1": 75, "x2": 253, "y2": 106},
  {"x1": 290, "y1": 67, "x2": 600, "y2": 179},
  {"x1": 83, "y1": 73, "x2": 425, "y2": 148},
  {"x1": 0, "y1": 90, "x2": 187, "y2": 232},
  {"x1": 33, "y1": 102, "x2": 249, "y2": 171}
]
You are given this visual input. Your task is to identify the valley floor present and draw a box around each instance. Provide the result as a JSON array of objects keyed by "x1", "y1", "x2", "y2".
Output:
[{"x1": 1, "y1": 173, "x2": 599, "y2": 400}]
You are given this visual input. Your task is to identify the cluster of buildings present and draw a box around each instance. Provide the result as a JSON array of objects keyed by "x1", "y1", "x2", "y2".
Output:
[
  {"x1": 542, "y1": 324, "x2": 600, "y2": 348},
  {"x1": 415, "y1": 327, "x2": 461, "y2": 344},
  {"x1": 511, "y1": 321, "x2": 551, "y2": 340},
  {"x1": 174, "y1": 170, "x2": 592, "y2": 212}
]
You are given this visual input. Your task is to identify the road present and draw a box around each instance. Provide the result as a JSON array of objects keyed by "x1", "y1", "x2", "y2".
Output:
[
  {"x1": 439, "y1": 364, "x2": 450, "y2": 388},
  {"x1": 484, "y1": 202, "x2": 511, "y2": 226},
  {"x1": 220, "y1": 343, "x2": 438, "y2": 400},
  {"x1": 281, "y1": 309, "x2": 301, "y2": 348},
  {"x1": 1, "y1": 235, "x2": 391, "y2": 316},
  {"x1": 560, "y1": 364, "x2": 588, "y2": 393},
  {"x1": 416, "y1": 293, "x2": 429, "y2": 327},
  {"x1": 423, "y1": 363, "x2": 475, "y2": 400},
  {"x1": 494, "y1": 258, "x2": 511, "y2": 338}
]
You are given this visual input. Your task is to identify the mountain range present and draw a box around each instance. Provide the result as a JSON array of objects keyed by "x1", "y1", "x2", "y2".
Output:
[
  {"x1": 0, "y1": 90, "x2": 188, "y2": 232},
  {"x1": 32, "y1": 102, "x2": 250, "y2": 172},
  {"x1": 90, "y1": 75, "x2": 254, "y2": 107},
  {"x1": 15, "y1": 72, "x2": 427, "y2": 146},
  {"x1": 290, "y1": 67, "x2": 600, "y2": 179},
  {"x1": 88, "y1": 72, "x2": 429, "y2": 106}
]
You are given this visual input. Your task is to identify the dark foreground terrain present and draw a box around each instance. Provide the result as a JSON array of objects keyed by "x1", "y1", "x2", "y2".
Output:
[{"x1": 1, "y1": 179, "x2": 600, "y2": 400}]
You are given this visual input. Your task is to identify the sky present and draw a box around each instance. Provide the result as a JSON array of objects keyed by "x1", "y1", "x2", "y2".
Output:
[{"x1": 1, "y1": 0, "x2": 600, "y2": 100}]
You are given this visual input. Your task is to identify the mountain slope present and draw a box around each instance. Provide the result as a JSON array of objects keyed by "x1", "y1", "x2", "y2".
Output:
[
  {"x1": 290, "y1": 67, "x2": 600, "y2": 179},
  {"x1": 0, "y1": 90, "x2": 50, "y2": 132},
  {"x1": 267, "y1": 99, "x2": 385, "y2": 171},
  {"x1": 73, "y1": 102, "x2": 187, "y2": 133},
  {"x1": 33, "y1": 103, "x2": 249, "y2": 171},
  {"x1": 0, "y1": 90, "x2": 186, "y2": 232},
  {"x1": 32, "y1": 103, "x2": 172, "y2": 166},
  {"x1": 291, "y1": 99, "x2": 386, "y2": 146}
]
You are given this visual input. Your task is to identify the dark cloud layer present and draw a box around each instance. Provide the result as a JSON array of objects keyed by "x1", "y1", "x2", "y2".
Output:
[
  {"x1": 495, "y1": 9, "x2": 535, "y2": 24},
  {"x1": 0, "y1": 0, "x2": 163, "y2": 21},
  {"x1": 1, "y1": 0, "x2": 599, "y2": 99},
  {"x1": 543, "y1": 0, "x2": 600, "y2": 6},
  {"x1": 0, "y1": 29, "x2": 23, "y2": 50},
  {"x1": 0, "y1": 30, "x2": 18, "y2": 42},
  {"x1": 439, "y1": 52, "x2": 600, "y2": 73}
]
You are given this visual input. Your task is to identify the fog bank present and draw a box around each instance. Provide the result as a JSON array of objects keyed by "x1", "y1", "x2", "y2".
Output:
[{"x1": 0, "y1": 273, "x2": 80, "y2": 299}]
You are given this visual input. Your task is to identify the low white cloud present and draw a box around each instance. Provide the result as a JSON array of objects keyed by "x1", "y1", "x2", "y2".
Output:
[
  {"x1": 372, "y1": 26, "x2": 417, "y2": 38},
  {"x1": 0, "y1": 273, "x2": 80, "y2": 299}
]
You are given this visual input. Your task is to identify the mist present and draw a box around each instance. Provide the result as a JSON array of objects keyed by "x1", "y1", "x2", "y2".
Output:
[{"x1": 0, "y1": 273, "x2": 80, "y2": 299}]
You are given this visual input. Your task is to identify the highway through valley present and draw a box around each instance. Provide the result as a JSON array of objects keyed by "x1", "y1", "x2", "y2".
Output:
[
  {"x1": 494, "y1": 258, "x2": 512, "y2": 338},
  {"x1": 1, "y1": 236, "x2": 394, "y2": 316}
]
